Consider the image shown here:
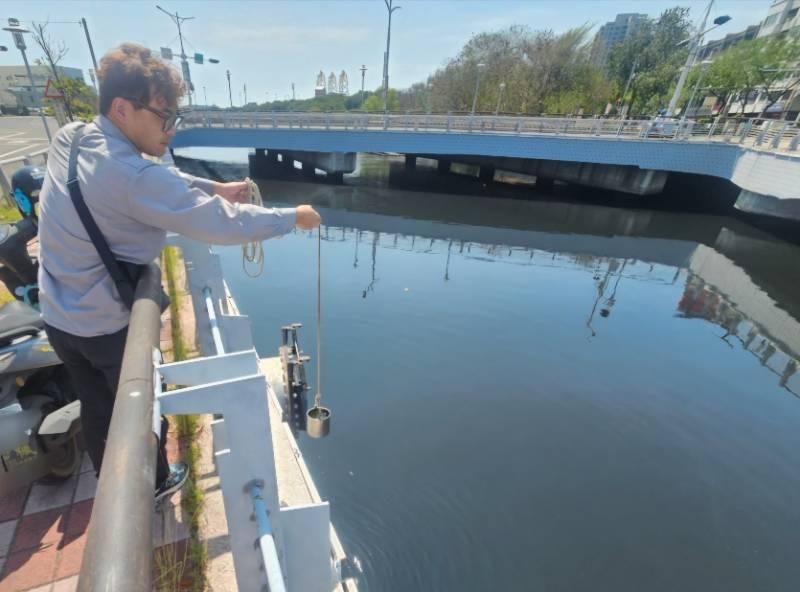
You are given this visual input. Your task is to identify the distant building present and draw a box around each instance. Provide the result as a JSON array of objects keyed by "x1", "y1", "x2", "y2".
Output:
[
  {"x1": 0, "y1": 65, "x2": 84, "y2": 111},
  {"x1": 757, "y1": 0, "x2": 800, "y2": 37},
  {"x1": 315, "y1": 70, "x2": 326, "y2": 97},
  {"x1": 697, "y1": 25, "x2": 760, "y2": 61},
  {"x1": 591, "y1": 13, "x2": 648, "y2": 67}
]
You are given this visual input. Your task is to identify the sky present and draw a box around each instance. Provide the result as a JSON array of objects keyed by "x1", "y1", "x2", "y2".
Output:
[{"x1": 0, "y1": 0, "x2": 772, "y2": 108}]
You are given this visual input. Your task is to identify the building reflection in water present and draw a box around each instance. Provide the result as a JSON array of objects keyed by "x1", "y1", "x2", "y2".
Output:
[
  {"x1": 678, "y1": 273, "x2": 800, "y2": 398},
  {"x1": 313, "y1": 221, "x2": 800, "y2": 400}
]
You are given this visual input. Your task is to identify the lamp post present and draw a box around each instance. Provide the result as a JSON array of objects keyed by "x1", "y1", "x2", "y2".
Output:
[
  {"x1": 382, "y1": 0, "x2": 401, "y2": 114},
  {"x1": 2, "y1": 19, "x2": 51, "y2": 141},
  {"x1": 666, "y1": 1, "x2": 730, "y2": 117},
  {"x1": 157, "y1": 5, "x2": 197, "y2": 106},
  {"x1": 360, "y1": 64, "x2": 367, "y2": 110},
  {"x1": 681, "y1": 59, "x2": 714, "y2": 124},
  {"x1": 471, "y1": 62, "x2": 485, "y2": 117},
  {"x1": 494, "y1": 82, "x2": 506, "y2": 116},
  {"x1": 226, "y1": 69, "x2": 233, "y2": 108}
]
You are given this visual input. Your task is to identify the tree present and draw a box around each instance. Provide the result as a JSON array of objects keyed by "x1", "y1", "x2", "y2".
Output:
[
  {"x1": 607, "y1": 8, "x2": 692, "y2": 115},
  {"x1": 47, "y1": 77, "x2": 97, "y2": 122},
  {"x1": 363, "y1": 95, "x2": 383, "y2": 112},
  {"x1": 30, "y1": 20, "x2": 75, "y2": 121},
  {"x1": 422, "y1": 24, "x2": 606, "y2": 115},
  {"x1": 701, "y1": 34, "x2": 800, "y2": 117}
]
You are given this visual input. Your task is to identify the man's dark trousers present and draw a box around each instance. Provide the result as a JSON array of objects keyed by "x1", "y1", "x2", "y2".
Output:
[{"x1": 44, "y1": 323, "x2": 169, "y2": 486}]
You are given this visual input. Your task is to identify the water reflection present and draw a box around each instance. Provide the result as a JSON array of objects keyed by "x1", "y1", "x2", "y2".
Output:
[
  {"x1": 678, "y1": 273, "x2": 800, "y2": 397},
  {"x1": 179, "y1": 151, "x2": 800, "y2": 592}
]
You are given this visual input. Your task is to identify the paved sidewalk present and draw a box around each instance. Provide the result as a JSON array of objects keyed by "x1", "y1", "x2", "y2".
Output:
[{"x1": 0, "y1": 433, "x2": 188, "y2": 592}]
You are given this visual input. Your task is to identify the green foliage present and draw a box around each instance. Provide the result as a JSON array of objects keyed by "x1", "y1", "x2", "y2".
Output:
[
  {"x1": 607, "y1": 8, "x2": 692, "y2": 114},
  {"x1": 425, "y1": 24, "x2": 605, "y2": 115},
  {"x1": 46, "y1": 76, "x2": 97, "y2": 122},
  {"x1": 363, "y1": 95, "x2": 383, "y2": 112},
  {"x1": 701, "y1": 33, "x2": 800, "y2": 116}
]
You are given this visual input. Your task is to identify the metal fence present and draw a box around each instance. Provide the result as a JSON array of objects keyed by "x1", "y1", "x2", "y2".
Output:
[
  {"x1": 78, "y1": 235, "x2": 353, "y2": 591},
  {"x1": 78, "y1": 263, "x2": 163, "y2": 592},
  {"x1": 180, "y1": 110, "x2": 800, "y2": 154}
]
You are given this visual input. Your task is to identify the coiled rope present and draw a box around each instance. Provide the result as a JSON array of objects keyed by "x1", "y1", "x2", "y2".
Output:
[{"x1": 242, "y1": 177, "x2": 265, "y2": 277}]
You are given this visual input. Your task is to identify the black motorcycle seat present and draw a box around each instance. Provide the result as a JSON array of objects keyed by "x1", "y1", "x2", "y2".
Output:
[{"x1": 0, "y1": 300, "x2": 45, "y2": 345}]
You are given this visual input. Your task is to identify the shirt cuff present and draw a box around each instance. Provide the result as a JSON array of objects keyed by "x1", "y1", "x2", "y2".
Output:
[{"x1": 274, "y1": 207, "x2": 297, "y2": 235}]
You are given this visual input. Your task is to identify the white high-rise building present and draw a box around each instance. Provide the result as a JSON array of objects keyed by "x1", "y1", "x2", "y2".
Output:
[
  {"x1": 757, "y1": 0, "x2": 800, "y2": 37},
  {"x1": 592, "y1": 13, "x2": 648, "y2": 66}
]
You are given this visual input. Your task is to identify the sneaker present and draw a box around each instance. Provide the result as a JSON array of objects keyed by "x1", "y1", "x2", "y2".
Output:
[{"x1": 155, "y1": 462, "x2": 189, "y2": 503}]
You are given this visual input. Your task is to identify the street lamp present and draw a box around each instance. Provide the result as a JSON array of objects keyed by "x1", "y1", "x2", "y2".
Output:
[
  {"x1": 2, "y1": 18, "x2": 52, "y2": 141},
  {"x1": 471, "y1": 62, "x2": 486, "y2": 117},
  {"x1": 665, "y1": 0, "x2": 730, "y2": 117},
  {"x1": 382, "y1": 0, "x2": 401, "y2": 114},
  {"x1": 495, "y1": 82, "x2": 506, "y2": 116},
  {"x1": 360, "y1": 64, "x2": 367, "y2": 110}
]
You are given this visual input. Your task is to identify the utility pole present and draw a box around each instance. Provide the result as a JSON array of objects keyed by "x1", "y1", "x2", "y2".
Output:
[
  {"x1": 382, "y1": 0, "x2": 401, "y2": 114},
  {"x1": 243, "y1": 84, "x2": 247, "y2": 105},
  {"x1": 360, "y1": 64, "x2": 367, "y2": 110},
  {"x1": 471, "y1": 63, "x2": 485, "y2": 117},
  {"x1": 620, "y1": 56, "x2": 639, "y2": 117},
  {"x1": 3, "y1": 19, "x2": 51, "y2": 141},
  {"x1": 203, "y1": 85, "x2": 207, "y2": 105},
  {"x1": 494, "y1": 82, "x2": 506, "y2": 116},
  {"x1": 291, "y1": 82, "x2": 295, "y2": 101},
  {"x1": 666, "y1": 0, "x2": 713, "y2": 117},
  {"x1": 156, "y1": 5, "x2": 195, "y2": 106},
  {"x1": 80, "y1": 17, "x2": 98, "y2": 71},
  {"x1": 226, "y1": 69, "x2": 233, "y2": 107}
]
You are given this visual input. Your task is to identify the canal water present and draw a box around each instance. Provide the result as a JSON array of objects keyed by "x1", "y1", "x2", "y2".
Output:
[{"x1": 177, "y1": 149, "x2": 800, "y2": 592}]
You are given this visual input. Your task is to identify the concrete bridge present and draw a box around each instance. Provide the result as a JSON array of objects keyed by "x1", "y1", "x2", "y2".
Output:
[{"x1": 172, "y1": 111, "x2": 800, "y2": 222}]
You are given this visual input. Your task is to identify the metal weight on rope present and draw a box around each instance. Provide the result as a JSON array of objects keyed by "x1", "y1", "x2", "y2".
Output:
[{"x1": 307, "y1": 226, "x2": 331, "y2": 438}]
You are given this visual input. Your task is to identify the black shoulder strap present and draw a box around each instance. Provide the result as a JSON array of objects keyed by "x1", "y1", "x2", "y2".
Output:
[{"x1": 66, "y1": 124, "x2": 136, "y2": 310}]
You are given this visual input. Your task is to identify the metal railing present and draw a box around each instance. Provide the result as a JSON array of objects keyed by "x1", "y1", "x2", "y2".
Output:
[
  {"x1": 78, "y1": 263, "x2": 164, "y2": 592},
  {"x1": 74, "y1": 235, "x2": 351, "y2": 591},
  {"x1": 180, "y1": 110, "x2": 800, "y2": 154}
]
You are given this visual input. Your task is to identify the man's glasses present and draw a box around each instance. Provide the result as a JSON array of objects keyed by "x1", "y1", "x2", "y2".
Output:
[{"x1": 123, "y1": 98, "x2": 182, "y2": 132}]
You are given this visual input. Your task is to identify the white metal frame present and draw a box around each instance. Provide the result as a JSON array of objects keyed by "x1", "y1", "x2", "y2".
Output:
[{"x1": 155, "y1": 234, "x2": 338, "y2": 592}]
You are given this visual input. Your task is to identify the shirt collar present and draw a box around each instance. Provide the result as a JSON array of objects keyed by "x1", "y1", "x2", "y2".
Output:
[{"x1": 95, "y1": 114, "x2": 141, "y2": 154}]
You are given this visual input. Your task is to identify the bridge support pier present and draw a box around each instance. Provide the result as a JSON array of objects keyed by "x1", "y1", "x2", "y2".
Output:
[
  {"x1": 248, "y1": 150, "x2": 354, "y2": 182},
  {"x1": 536, "y1": 177, "x2": 555, "y2": 192},
  {"x1": 437, "y1": 159, "x2": 451, "y2": 174},
  {"x1": 249, "y1": 149, "x2": 282, "y2": 178},
  {"x1": 405, "y1": 154, "x2": 417, "y2": 170},
  {"x1": 479, "y1": 165, "x2": 495, "y2": 184}
]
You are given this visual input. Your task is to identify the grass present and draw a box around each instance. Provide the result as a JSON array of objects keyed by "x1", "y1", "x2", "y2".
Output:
[
  {"x1": 0, "y1": 203, "x2": 21, "y2": 224},
  {"x1": 160, "y1": 245, "x2": 207, "y2": 592}
]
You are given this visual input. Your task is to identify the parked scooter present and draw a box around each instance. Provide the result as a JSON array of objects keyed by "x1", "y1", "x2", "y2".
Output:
[{"x1": 0, "y1": 166, "x2": 82, "y2": 495}]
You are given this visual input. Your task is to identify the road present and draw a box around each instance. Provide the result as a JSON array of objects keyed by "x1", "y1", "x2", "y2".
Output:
[{"x1": 0, "y1": 116, "x2": 57, "y2": 161}]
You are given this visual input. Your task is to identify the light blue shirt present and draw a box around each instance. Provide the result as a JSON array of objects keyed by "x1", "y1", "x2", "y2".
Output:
[{"x1": 38, "y1": 116, "x2": 296, "y2": 337}]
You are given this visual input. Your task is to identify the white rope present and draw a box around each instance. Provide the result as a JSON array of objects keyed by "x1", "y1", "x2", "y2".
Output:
[{"x1": 242, "y1": 177, "x2": 265, "y2": 277}]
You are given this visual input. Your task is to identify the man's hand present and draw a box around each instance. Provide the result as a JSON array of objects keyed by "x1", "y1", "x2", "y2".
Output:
[
  {"x1": 216, "y1": 181, "x2": 250, "y2": 204},
  {"x1": 296, "y1": 205, "x2": 321, "y2": 229}
]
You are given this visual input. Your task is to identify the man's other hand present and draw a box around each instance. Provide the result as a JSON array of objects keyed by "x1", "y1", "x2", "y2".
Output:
[
  {"x1": 217, "y1": 181, "x2": 250, "y2": 204},
  {"x1": 296, "y1": 205, "x2": 321, "y2": 229}
]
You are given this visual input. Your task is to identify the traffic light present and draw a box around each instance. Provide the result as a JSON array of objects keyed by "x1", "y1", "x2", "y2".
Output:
[{"x1": 160, "y1": 47, "x2": 173, "y2": 60}]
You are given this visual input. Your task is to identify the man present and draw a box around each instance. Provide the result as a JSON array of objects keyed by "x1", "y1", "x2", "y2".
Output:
[{"x1": 37, "y1": 43, "x2": 320, "y2": 501}]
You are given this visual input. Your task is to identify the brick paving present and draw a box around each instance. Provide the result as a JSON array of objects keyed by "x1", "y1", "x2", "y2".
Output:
[{"x1": 0, "y1": 432, "x2": 188, "y2": 591}]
